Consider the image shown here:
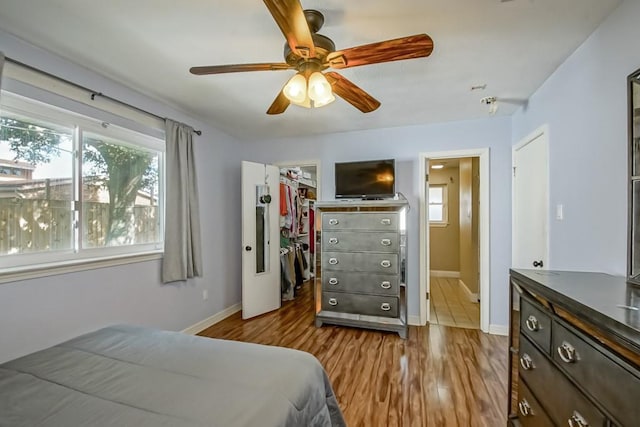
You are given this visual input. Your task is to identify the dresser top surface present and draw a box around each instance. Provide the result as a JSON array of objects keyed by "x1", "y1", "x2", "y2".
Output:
[{"x1": 510, "y1": 269, "x2": 640, "y2": 348}]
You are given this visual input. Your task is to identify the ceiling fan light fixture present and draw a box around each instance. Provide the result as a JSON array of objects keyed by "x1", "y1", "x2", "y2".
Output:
[
  {"x1": 313, "y1": 92, "x2": 336, "y2": 108},
  {"x1": 307, "y1": 71, "x2": 333, "y2": 102},
  {"x1": 283, "y1": 73, "x2": 308, "y2": 104}
]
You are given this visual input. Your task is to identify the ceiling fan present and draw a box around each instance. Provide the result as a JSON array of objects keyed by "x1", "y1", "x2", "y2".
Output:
[{"x1": 189, "y1": 0, "x2": 434, "y2": 115}]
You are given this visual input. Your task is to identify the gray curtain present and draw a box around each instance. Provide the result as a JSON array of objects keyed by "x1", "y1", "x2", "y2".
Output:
[
  {"x1": 0, "y1": 51, "x2": 4, "y2": 98},
  {"x1": 162, "y1": 119, "x2": 203, "y2": 283}
]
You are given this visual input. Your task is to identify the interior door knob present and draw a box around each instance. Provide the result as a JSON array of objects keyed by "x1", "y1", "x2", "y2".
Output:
[
  {"x1": 532, "y1": 260, "x2": 543, "y2": 268},
  {"x1": 245, "y1": 246, "x2": 252, "y2": 251}
]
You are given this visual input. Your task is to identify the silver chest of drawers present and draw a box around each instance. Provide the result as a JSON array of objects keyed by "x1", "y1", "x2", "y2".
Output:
[{"x1": 314, "y1": 199, "x2": 408, "y2": 339}]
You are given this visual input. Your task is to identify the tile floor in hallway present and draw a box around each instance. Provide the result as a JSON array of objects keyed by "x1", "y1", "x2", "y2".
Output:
[{"x1": 429, "y1": 276, "x2": 480, "y2": 329}]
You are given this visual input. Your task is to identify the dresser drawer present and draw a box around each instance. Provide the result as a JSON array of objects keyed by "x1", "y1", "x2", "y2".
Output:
[
  {"x1": 322, "y1": 231, "x2": 399, "y2": 253},
  {"x1": 516, "y1": 380, "x2": 554, "y2": 427},
  {"x1": 520, "y1": 296, "x2": 552, "y2": 354},
  {"x1": 519, "y1": 335, "x2": 606, "y2": 427},
  {"x1": 323, "y1": 272, "x2": 399, "y2": 295},
  {"x1": 322, "y1": 212, "x2": 398, "y2": 231},
  {"x1": 323, "y1": 252, "x2": 398, "y2": 274},
  {"x1": 552, "y1": 320, "x2": 640, "y2": 427},
  {"x1": 322, "y1": 292, "x2": 399, "y2": 318}
]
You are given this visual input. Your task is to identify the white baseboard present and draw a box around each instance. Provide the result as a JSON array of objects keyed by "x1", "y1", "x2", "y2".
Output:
[
  {"x1": 408, "y1": 314, "x2": 423, "y2": 326},
  {"x1": 181, "y1": 303, "x2": 241, "y2": 335},
  {"x1": 489, "y1": 324, "x2": 509, "y2": 336},
  {"x1": 458, "y1": 279, "x2": 480, "y2": 303},
  {"x1": 430, "y1": 270, "x2": 460, "y2": 278}
]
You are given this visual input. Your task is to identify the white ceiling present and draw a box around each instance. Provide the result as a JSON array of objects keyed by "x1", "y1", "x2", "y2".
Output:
[{"x1": 0, "y1": 0, "x2": 621, "y2": 140}]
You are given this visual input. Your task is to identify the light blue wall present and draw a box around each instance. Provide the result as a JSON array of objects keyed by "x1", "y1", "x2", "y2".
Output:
[
  {"x1": 512, "y1": 0, "x2": 638, "y2": 276},
  {"x1": 0, "y1": 30, "x2": 244, "y2": 363},
  {"x1": 244, "y1": 117, "x2": 513, "y2": 327}
]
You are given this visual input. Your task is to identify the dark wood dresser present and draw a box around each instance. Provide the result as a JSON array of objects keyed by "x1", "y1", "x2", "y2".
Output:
[{"x1": 508, "y1": 269, "x2": 640, "y2": 427}]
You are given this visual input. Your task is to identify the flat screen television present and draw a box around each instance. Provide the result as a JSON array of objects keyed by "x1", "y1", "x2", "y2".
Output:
[{"x1": 335, "y1": 159, "x2": 396, "y2": 199}]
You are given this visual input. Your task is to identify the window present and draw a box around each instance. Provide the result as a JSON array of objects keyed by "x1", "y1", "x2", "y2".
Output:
[
  {"x1": 428, "y1": 184, "x2": 448, "y2": 226},
  {"x1": 0, "y1": 92, "x2": 164, "y2": 271}
]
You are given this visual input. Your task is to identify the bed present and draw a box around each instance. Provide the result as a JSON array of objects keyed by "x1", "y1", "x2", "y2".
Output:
[{"x1": 0, "y1": 324, "x2": 346, "y2": 427}]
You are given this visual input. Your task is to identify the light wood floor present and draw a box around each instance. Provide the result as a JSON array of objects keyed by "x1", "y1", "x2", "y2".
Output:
[
  {"x1": 430, "y1": 276, "x2": 480, "y2": 329},
  {"x1": 198, "y1": 283, "x2": 508, "y2": 427}
]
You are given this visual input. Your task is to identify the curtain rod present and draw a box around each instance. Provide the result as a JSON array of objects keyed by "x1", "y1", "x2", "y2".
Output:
[{"x1": 4, "y1": 57, "x2": 202, "y2": 136}]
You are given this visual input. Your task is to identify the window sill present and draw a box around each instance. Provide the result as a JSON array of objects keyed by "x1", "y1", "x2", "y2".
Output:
[
  {"x1": 429, "y1": 222, "x2": 449, "y2": 228},
  {"x1": 0, "y1": 251, "x2": 163, "y2": 285}
]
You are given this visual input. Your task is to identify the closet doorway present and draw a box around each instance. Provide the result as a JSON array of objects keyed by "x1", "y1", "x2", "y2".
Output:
[
  {"x1": 418, "y1": 149, "x2": 490, "y2": 332},
  {"x1": 277, "y1": 161, "x2": 321, "y2": 303}
]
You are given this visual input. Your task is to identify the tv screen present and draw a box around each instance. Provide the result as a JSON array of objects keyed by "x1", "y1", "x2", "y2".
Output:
[{"x1": 335, "y1": 159, "x2": 396, "y2": 199}]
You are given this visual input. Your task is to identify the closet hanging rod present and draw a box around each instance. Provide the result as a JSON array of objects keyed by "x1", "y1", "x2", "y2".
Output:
[{"x1": 3, "y1": 56, "x2": 202, "y2": 136}]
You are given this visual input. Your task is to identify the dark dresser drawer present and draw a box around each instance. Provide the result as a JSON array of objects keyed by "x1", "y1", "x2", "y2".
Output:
[
  {"x1": 322, "y1": 292, "x2": 399, "y2": 318},
  {"x1": 519, "y1": 335, "x2": 607, "y2": 427},
  {"x1": 322, "y1": 212, "x2": 398, "y2": 231},
  {"x1": 516, "y1": 380, "x2": 554, "y2": 427},
  {"x1": 552, "y1": 320, "x2": 640, "y2": 427},
  {"x1": 322, "y1": 231, "x2": 399, "y2": 253},
  {"x1": 322, "y1": 271, "x2": 399, "y2": 295},
  {"x1": 322, "y1": 252, "x2": 398, "y2": 274},
  {"x1": 520, "y1": 296, "x2": 551, "y2": 354}
]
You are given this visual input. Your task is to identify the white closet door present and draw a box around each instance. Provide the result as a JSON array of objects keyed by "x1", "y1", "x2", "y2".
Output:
[{"x1": 241, "y1": 161, "x2": 281, "y2": 319}]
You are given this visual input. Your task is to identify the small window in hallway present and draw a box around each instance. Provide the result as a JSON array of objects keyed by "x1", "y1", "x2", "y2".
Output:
[{"x1": 428, "y1": 184, "x2": 448, "y2": 225}]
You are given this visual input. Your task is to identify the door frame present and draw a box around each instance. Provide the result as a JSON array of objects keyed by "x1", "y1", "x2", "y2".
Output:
[
  {"x1": 418, "y1": 148, "x2": 490, "y2": 333},
  {"x1": 512, "y1": 125, "x2": 550, "y2": 269}
]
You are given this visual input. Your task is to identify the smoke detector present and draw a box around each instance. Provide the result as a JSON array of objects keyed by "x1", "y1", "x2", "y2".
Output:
[{"x1": 480, "y1": 96, "x2": 498, "y2": 115}]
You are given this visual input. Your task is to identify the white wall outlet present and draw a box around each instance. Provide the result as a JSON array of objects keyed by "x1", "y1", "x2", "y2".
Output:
[
  {"x1": 202, "y1": 289, "x2": 208, "y2": 300},
  {"x1": 556, "y1": 204, "x2": 564, "y2": 221}
]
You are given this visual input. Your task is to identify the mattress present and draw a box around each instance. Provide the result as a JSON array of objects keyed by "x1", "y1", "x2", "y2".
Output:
[{"x1": 0, "y1": 324, "x2": 346, "y2": 427}]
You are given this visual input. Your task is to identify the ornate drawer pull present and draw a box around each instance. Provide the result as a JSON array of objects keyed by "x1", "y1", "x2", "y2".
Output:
[
  {"x1": 519, "y1": 353, "x2": 534, "y2": 371},
  {"x1": 381, "y1": 218, "x2": 392, "y2": 225},
  {"x1": 328, "y1": 218, "x2": 339, "y2": 225},
  {"x1": 329, "y1": 258, "x2": 339, "y2": 265},
  {"x1": 328, "y1": 237, "x2": 339, "y2": 244},
  {"x1": 380, "y1": 303, "x2": 391, "y2": 311},
  {"x1": 568, "y1": 411, "x2": 588, "y2": 427},
  {"x1": 380, "y1": 260, "x2": 391, "y2": 268},
  {"x1": 380, "y1": 238, "x2": 392, "y2": 246},
  {"x1": 557, "y1": 341, "x2": 577, "y2": 363},
  {"x1": 328, "y1": 298, "x2": 338, "y2": 306},
  {"x1": 380, "y1": 281, "x2": 392, "y2": 289},
  {"x1": 518, "y1": 399, "x2": 531, "y2": 417},
  {"x1": 525, "y1": 315, "x2": 539, "y2": 332},
  {"x1": 328, "y1": 278, "x2": 339, "y2": 285}
]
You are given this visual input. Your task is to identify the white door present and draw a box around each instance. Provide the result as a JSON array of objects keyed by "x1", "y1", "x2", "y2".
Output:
[
  {"x1": 241, "y1": 161, "x2": 281, "y2": 319},
  {"x1": 513, "y1": 130, "x2": 549, "y2": 269}
]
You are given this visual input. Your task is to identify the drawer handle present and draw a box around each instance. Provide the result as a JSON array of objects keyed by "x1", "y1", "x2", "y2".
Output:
[
  {"x1": 380, "y1": 238, "x2": 392, "y2": 246},
  {"x1": 568, "y1": 411, "x2": 588, "y2": 427},
  {"x1": 380, "y1": 260, "x2": 391, "y2": 268},
  {"x1": 328, "y1": 237, "x2": 339, "y2": 244},
  {"x1": 519, "y1": 353, "x2": 534, "y2": 371},
  {"x1": 525, "y1": 315, "x2": 539, "y2": 332},
  {"x1": 328, "y1": 298, "x2": 338, "y2": 306},
  {"x1": 381, "y1": 218, "x2": 392, "y2": 225},
  {"x1": 518, "y1": 399, "x2": 531, "y2": 417},
  {"x1": 328, "y1": 219, "x2": 339, "y2": 225},
  {"x1": 557, "y1": 342, "x2": 577, "y2": 363},
  {"x1": 329, "y1": 258, "x2": 339, "y2": 265},
  {"x1": 380, "y1": 281, "x2": 392, "y2": 289},
  {"x1": 380, "y1": 303, "x2": 391, "y2": 311},
  {"x1": 328, "y1": 278, "x2": 339, "y2": 285}
]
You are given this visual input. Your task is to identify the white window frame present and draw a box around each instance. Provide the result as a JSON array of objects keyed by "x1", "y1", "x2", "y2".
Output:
[
  {"x1": 428, "y1": 183, "x2": 449, "y2": 227},
  {"x1": 0, "y1": 91, "x2": 165, "y2": 281}
]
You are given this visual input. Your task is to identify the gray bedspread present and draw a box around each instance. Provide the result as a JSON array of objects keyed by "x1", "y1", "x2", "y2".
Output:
[{"x1": 0, "y1": 324, "x2": 346, "y2": 427}]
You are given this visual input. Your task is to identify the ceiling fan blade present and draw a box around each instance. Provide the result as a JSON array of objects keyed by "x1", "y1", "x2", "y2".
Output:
[
  {"x1": 190, "y1": 63, "x2": 294, "y2": 75},
  {"x1": 263, "y1": 0, "x2": 315, "y2": 58},
  {"x1": 325, "y1": 72, "x2": 380, "y2": 113},
  {"x1": 326, "y1": 34, "x2": 433, "y2": 69},
  {"x1": 266, "y1": 90, "x2": 290, "y2": 115}
]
